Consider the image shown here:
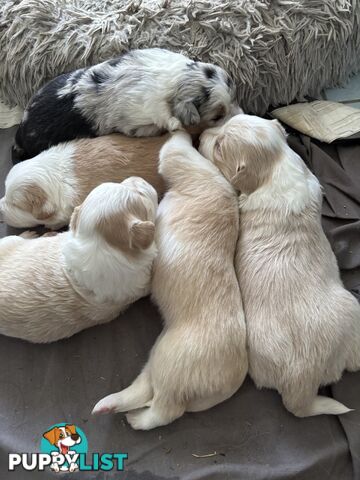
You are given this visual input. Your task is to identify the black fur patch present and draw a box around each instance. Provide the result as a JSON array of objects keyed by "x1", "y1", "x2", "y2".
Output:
[
  {"x1": 202, "y1": 86, "x2": 211, "y2": 102},
  {"x1": 11, "y1": 145, "x2": 24, "y2": 164},
  {"x1": 14, "y1": 73, "x2": 95, "y2": 160},
  {"x1": 203, "y1": 66, "x2": 217, "y2": 80},
  {"x1": 70, "y1": 68, "x2": 86, "y2": 85}
]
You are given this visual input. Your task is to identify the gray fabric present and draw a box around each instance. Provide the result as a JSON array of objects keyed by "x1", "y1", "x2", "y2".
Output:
[
  {"x1": 0, "y1": 127, "x2": 359, "y2": 479},
  {"x1": 1, "y1": 0, "x2": 360, "y2": 114},
  {"x1": 287, "y1": 136, "x2": 360, "y2": 300}
]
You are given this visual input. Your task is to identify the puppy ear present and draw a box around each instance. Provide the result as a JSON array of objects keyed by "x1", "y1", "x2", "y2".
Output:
[
  {"x1": 13, "y1": 183, "x2": 55, "y2": 221},
  {"x1": 214, "y1": 135, "x2": 247, "y2": 191},
  {"x1": 214, "y1": 135, "x2": 225, "y2": 162},
  {"x1": 65, "y1": 424, "x2": 76, "y2": 435},
  {"x1": 129, "y1": 220, "x2": 155, "y2": 250},
  {"x1": 96, "y1": 213, "x2": 128, "y2": 251},
  {"x1": 70, "y1": 206, "x2": 81, "y2": 233},
  {"x1": 43, "y1": 427, "x2": 58, "y2": 445},
  {"x1": 230, "y1": 162, "x2": 247, "y2": 191},
  {"x1": 172, "y1": 100, "x2": 201, "y2": 126}
]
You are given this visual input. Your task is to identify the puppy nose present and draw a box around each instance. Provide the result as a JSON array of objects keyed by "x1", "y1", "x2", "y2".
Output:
[{"x1": 71, "y1": 434, "x2": 79, "y2": 441}]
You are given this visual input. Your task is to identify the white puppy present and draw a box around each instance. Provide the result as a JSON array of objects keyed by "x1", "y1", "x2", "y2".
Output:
[
  {"x1": 0, "y1": 178, "x2": 157, "y2": 343},
  {"x1": 199, "y1": 114, "x2": 360, "y2": 417},
  {"x1": 1, "y1": 134, "x2": 167, "y2": 229},
  {"x1": 92, "y1": 131, "x2": 248, "y2": 429}
]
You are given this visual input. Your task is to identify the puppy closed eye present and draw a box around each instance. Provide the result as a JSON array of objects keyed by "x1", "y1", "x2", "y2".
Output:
[{"x1": 212, "y1": 114, "x2": 225, "y2": 122}]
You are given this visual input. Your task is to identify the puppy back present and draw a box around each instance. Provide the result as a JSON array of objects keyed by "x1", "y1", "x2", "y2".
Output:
[{"x1": 73, "y1": 134, "x2": 167, "y2": 204}]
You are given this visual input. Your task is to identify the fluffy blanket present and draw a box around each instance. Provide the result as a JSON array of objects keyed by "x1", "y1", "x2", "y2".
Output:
[{"x1": 0, "y1": 0, "x2": 360, "y2": 114}]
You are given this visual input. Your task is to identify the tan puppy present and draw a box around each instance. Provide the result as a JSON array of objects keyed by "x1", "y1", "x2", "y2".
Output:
[
  {"x1": 92, "y1": 131, "x2": 248, "y2": 429},
  {"x1": 0, "y1": 178, "x2": 157, "y2": 343},
  {"x1": 199, "y1": 114, "x2": 360, "y2": 417},
  {"x1": 1, "y1": 134, "x2": 167, "y2": 229}
]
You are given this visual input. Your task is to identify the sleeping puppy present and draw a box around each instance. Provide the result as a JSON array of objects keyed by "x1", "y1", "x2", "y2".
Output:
[
  {"x1": 15, "y1": 48, "x2": 238, "y2": 159},
  {"x1": 92, "y1": 131, "x2": 248, "y2": 430},
  {"x1": 0, "y1": 178, "x2": 157, "y2": 343},
  {"x1": 1, "y1": 134, "x2": 167, "y2": 229},
  {"x1": 199, "y1": 114, "x2": 360, "y2": 417}
]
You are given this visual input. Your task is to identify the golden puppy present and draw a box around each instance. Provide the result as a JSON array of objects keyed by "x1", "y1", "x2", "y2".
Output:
[
  {"x1": 92, "y1": 131, "x2": 248, "y2": 429},
  {"x1": 199, "y1": 114, "x2": 360, "y2": 416},
  {"x1": 0, "y1": 178, "x2": 157, "y2": 343}
]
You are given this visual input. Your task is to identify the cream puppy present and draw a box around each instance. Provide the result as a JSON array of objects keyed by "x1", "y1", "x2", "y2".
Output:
[
  {"x1": 0, "y1": 178, "x2": 157, "y2": 343},
  {"x1": 1, "y1": 134, "x2": 166, "y2": 229},
  {"x1": 92, "y1": 131, "x2": 248, "y2": 429},
  {"x1": 199, "y1": 114, "x2": 360, "y2": 417}
]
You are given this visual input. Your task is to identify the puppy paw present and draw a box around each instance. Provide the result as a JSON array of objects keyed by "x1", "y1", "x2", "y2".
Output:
[
  {"x1": 126, "y1": 407, "x2": 167, "y2": 430},
  {"x1": 20, "y1": 230, "x2": 38, "y2": 239},
  {"x1": 92, "y1": 397, "x2": 115, "y2": 415},
  {"x1": 126, "y1": 409, "x2": 154, "y2": 430},
  {"x1": 173, "y1": 101, "x2": 201, "y2": 127},
  {"x1": 170, "y1": 130, "x2": 192, "y2": 144},
  {"x1": 167, "y1": 117, "x2": 183, "y2": 132}
]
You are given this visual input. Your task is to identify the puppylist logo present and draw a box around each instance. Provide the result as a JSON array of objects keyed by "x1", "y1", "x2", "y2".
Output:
[{"x1": 8, "y1": 423, "x2": 128, "y2": 473}]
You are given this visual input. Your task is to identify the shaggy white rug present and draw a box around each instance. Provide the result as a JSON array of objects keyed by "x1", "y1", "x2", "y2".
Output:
[{"x1": 0, "y1": 0, "x2": 359, "y2": 114}]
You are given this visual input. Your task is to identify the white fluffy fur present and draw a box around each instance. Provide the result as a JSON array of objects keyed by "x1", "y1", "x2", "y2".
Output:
[
  {"x1": 92, "y1": 131, "x2": 248, "y2": 429},
  {"x1": 0, "y1": 142, "x2": 76, "y2": 228},
  {"x1": 200, "y1": 114, "x2": 360, "y2": 417},
  {"x1": 0, "y1": 178, "x2": 157, "y2": 343}
]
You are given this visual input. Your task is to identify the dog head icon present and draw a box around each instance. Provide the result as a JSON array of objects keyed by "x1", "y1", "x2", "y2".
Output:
[{"x1": 43, "y1": 424, "x2": 81, "y2": 455}]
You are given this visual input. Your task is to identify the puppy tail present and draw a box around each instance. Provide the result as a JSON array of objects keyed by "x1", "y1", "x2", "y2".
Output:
[
  {"x1": 305, "y1": 396, "x2": 353, "y2": 417},
  {"x1": 92, "y1": 369, "x2": 152, "y2": 415}
]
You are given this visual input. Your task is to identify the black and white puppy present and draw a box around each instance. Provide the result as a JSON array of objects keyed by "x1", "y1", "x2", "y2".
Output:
[{"x1": 15, "y1": 48, "x2": 239, "y2": 159}]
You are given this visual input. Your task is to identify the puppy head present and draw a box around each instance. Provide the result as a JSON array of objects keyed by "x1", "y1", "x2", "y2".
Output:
[
  {"x1": 0, "y1": 161, "x2": 59, "y2": 228},
  {"x1": 199, "y1": 114, "x2": 287, "y2": 194},
  {"x1": 172, "y1": 61, "x2": 240, "y2": 128},
  {"x1": 0, "y1": 180, "x2": 56, "y2": 228},
  {"x1": 70, "y1": 178, "x2": 157, "y2": 254}
]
